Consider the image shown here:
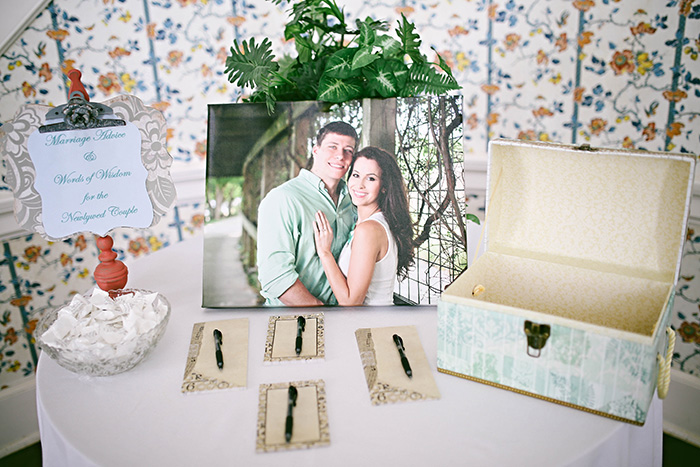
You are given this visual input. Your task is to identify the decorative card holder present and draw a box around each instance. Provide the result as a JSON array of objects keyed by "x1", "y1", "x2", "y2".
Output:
[
  {"x1": 263, "y1": 313, "x2": 325, "y2": 363},
  {"x1": 255, "y1": 380, "x2": 330, "y2": 452},
  {"x1": 181, "y1": 318, "x2": 249, "y2": 393},
  {"x1": 1, "y1": 69, "x2": 176, "y2": 292},
  {"x1": 355, "y1": 325, "x2": 441, "y2": 405}
]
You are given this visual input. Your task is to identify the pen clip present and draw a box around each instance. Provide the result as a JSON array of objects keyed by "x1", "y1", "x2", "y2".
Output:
[
  {"x1": 288, "y1": 385, "x2": 298, "y2": 408},
  {"x1": 393, "y1": 333, "x2": 413, "y2": 378},
  {"x1": 295, "y1": 317, "x2": 305, "y2": 356},
  {"x1": 297, "y1": 316, "x2": 306, "y2": 335},
  {"x1": 213, "y1": 329, "x2": 224, "y2": 370},
  {"x1": 393, "y1": 333, "x2": 404, "y2": 350}
]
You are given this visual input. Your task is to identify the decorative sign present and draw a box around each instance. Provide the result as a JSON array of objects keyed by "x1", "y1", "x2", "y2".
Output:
[
  {"x1": 2, "y1": 70, "x2": 176, "y2": 293},
  {"x1": 2, "y1": 94, "x2": 176, "y2": 241},
  {"x1": 27, "y1": 122, "x2": 153, "y2": 238}
]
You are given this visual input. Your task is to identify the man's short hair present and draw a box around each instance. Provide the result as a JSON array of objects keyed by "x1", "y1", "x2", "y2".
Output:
[
  {"x1": 315, "y1": 121, "x2": 358, "y2": 146},
  {"x1": 306, "y1": 121, "x2": 358, "y2": 169}
]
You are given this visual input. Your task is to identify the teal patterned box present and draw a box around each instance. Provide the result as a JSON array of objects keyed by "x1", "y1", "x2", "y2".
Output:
[{"x1": 437, "y1": 140, "x2": 695, "y2": 425}]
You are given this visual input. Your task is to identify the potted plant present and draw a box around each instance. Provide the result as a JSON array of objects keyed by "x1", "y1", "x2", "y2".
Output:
[{"x1": 224, "y1": 0, "x2": 461, "y2": 111}]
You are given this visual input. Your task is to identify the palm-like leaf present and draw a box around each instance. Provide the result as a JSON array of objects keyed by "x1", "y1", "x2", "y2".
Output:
[
  {"x1": 396, "y1": 14, "x2": 424, "y2": 63},
  {"x1": 224, "y1": 38, "x2": 278, "y2": 89},
  {"x1": 433, "y1": 46, "x2": 457, "y2": 79}
]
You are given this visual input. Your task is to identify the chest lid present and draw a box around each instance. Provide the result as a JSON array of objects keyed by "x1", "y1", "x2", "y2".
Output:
[{"x1": 484, "y1": 139, "x2": 696, "y2": 283}]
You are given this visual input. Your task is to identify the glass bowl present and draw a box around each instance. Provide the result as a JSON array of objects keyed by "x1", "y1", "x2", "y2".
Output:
[{"x1": 36, "y1": 288, "x2": 171, "y2": 376}]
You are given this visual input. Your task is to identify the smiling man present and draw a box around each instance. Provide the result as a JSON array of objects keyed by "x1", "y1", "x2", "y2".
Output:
[{"x1": 257, "y1": 121, "x2": 358, "y2": 306}]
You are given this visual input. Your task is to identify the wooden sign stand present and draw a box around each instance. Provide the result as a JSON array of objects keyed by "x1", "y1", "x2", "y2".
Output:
[{"x1": 65, "y1": 69, "x2": 129, "y2": 294}]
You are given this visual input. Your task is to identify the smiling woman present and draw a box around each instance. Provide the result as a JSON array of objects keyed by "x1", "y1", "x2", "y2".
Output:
[
  {"x1": 202, "y1": 95, "x2": 469, "y2": 308},
  {"x1": 313, "y1": 146, "x2": 414, "y2": 306}
]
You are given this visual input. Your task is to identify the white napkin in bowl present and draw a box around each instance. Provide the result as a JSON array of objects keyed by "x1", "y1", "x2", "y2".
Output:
[{"x1": 40, "y1": 288, "x2": 167, "y2": 360}]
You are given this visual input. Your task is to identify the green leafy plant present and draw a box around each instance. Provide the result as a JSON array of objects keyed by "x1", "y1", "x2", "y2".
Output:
[{"x1": 225, "y1": 0, "x2": 460, "y2": 111}]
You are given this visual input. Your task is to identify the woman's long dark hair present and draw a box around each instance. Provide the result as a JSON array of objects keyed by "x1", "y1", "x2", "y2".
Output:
[{"x1": 349, "y1": 146, "x2": 415, "y2": 279}]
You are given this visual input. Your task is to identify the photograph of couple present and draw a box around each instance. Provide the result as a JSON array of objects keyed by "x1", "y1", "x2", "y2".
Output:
[
  {"x1": 258, "y1": 122, "x2": 413, "y2": 306},
  {"x1": 203, "y1": 95, "x2": 470, "y2": 308}
]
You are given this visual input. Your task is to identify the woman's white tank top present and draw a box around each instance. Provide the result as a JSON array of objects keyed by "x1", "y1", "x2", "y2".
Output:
[{"x1": 337, "y1": 211, "x2": 398, "y2": 306}]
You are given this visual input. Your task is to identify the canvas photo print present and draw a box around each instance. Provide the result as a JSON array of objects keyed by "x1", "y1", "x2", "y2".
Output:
[{"x1": 203, "y1": 95, "x2": 470, "y2": 308}]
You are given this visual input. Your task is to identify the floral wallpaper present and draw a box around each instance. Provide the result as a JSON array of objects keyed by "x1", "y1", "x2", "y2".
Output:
[
  {"x1": 0, "y1": 0, "x2": 698, "y2": 392},
  {"x1": 0, "y1": 203, "x2": 202, "y2": 389},
  {"x1": 677, "y1": 227, "x2": 700, "y2": 375},
  {"x1": 0, "y1": 234, "x2": 94, "y2": 381}
]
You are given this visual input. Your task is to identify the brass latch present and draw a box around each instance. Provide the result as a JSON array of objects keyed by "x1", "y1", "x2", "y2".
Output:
[{"x1": 524, "y1": 320, "x2": 551, "y2": 358}]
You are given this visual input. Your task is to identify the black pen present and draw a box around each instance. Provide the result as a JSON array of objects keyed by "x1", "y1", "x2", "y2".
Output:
[
  {"x1": 295, "y1": 316, "x2": 305, "y2": 356},
  {"x1": 393, "y1": 334, "x2": 412, "y2": 378},
  {"x1": 285, "y1": 385, "x2": 297, "y2": 443},
  {"x1": 213, "y1": 329, "x2": 224, "y2": 370}
]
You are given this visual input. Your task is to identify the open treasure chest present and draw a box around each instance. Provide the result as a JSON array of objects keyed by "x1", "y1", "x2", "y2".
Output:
[{"x1": 438, "y1": 139, "x2": 696, "y2": 425}]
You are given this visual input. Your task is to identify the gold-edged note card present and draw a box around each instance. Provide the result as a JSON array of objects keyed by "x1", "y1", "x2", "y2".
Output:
[
  {"x1": 355, "y1": 325, "x2": 440, "y2": 405},
  {"x1": 181, "y1": 318, "x2": 248, "y2": 393},
  {"x1": 256, "y1": 379, "x2": 330, "y2": 452},
  {"x1": 263, "y1": 313, "x2": 324, "y2": 363}
]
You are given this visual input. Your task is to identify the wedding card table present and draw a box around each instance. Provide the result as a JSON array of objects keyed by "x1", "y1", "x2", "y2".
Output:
[{"x1": 36, "y1": 236, "x2": 663, "y2": 466}]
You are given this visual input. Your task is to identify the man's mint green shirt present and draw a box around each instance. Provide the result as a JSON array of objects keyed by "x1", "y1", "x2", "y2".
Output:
[{"x1": 257, "y1": 169, "x2": 355, "y2": 306}]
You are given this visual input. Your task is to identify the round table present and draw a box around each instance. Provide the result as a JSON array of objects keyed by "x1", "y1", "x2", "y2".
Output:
[{"x1": 36, "y1": 237, "x2": 663, "y2": 466}]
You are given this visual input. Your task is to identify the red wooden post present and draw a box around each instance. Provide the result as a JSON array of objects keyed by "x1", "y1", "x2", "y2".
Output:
[
  {"x1": 94, "y1": 235, "x2": 128, "y2": 294},
  {"x1": 67, "y1": 69, "x2": 89, "y2": 100}
]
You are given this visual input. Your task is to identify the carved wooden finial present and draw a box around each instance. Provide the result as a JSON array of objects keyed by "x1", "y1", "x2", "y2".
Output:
[
  {"x1": 94, "y1": 235, "x2": 128, "y2": 296},
  {"x1": 67, "y1": 69, "x2": 89, "y2": 101}
]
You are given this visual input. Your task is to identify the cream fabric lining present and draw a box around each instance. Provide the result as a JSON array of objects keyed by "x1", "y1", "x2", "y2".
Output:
[
  {"x1": 446, "y1": 252, "x2": 671, "y2": 337},
  {"x1": 487, "y1": 141, "x2": 693, "y2": 283}
]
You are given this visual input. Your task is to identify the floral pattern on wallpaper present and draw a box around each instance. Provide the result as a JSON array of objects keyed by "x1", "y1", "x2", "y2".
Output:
[
  {"x1": 431, "y1": 0, "x2": 700, "y2": 154},
  {"x1": 0, "y1": 234, "x2": 95, "y2": 385},
  {"x1": 0, "y1": 203, "x2": 203, "y2": 389},
  {"x1": 0, "y1": 0, "x2": 288, "y2": 165},
  {"x1": 676, "y1": 226, "x2": 700, "y2": 376},
  {"x1": 0, "y1": 0, "x2": 699, "y2": 387}
]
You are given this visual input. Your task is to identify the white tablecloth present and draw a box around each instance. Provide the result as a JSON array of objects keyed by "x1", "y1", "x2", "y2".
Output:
[{"x1": 36, "y1": 237, "x2": 663, "y2": 467}]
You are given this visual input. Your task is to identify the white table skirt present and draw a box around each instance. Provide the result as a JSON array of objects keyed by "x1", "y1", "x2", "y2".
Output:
[{"x1": 36, "y1": 236, "x2": 663, "y2": 467}]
